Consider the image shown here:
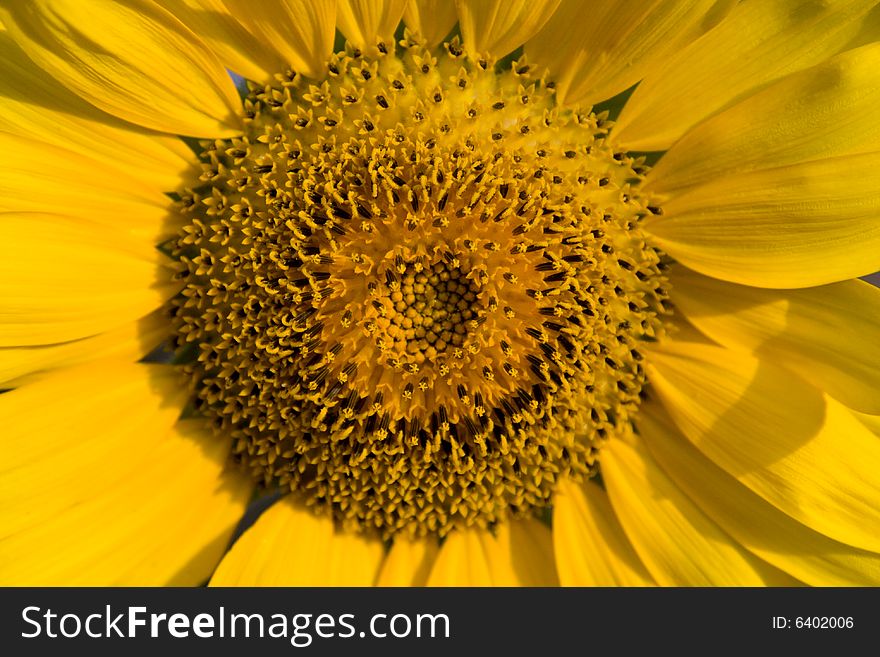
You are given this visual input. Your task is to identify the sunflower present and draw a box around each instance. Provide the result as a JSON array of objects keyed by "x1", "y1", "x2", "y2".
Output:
[{"x1": 2, "y1": 0, "x2": 880, "y2": 587}]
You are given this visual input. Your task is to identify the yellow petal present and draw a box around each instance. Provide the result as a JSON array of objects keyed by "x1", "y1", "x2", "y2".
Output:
[
  {"x1": 666, "y1": 311, "x2": 718, "y2": 347},
  {"x1": 670, "y1": 269, "x2": 880, "y2": 413},
  {"x1": 456, "y1": 0, "x2": 560, "y2": 61},
  {"x1": 0, "y1": 212, "x2": 179, "y2": 346},
  {"x1": 144, "y1": 421, "x2": 251, "y2": 586},
  {"x1": 646, "y1": 43, "x2": 880, "y2": 195},
  {"x1": 0, "y1": 362, "x2": 250, "y2": 585},
  {"x1": 645, "y1": 153, "x2": 880, "y2": 288},
  {"x1": 526, "y1": 0, "x2": 732, "y2": 107},
  {"x1": 155, "y1": 0, "x2": 287, "y2": 82},
  {"x1": 603, "y1": 437, "x2": 798, "y2": 586},
  {"x1": 209, "y1": 498, "x2": 385, "y2": 586},
  {"x1": 0, "y1": 0, "x2": 241, "y2": 137},
  {"x1": 503, "y1": 518, "x2": 559, "y2": 586},
  {"x1": 403, "y1": 0, "x2": 458, "y2": 48},
  {"x1": 376, "y1": 536, "x2": 439, "y2": 586},
  {"x1": 0, "y1": 131, "x2": 177, "y2": 244},
  {"x1": 0, "y1": 311, "x2": 168, "y2": 386},
  {"x1": 640, "y1": 403, "x2": 880, "y2": 586},
  {"x1": 0, "y1": 32, "x2": 194, "y2": 191},
  {"x1": 427, "y1": 518, "x2": 558, "y2": 586},
  {"x1": 553, "y1": 478, "x2": 654, "y2": 586},
  {"x1": 614, "y1": 0, "x2": 878, "y2": 151},
  {"x1": 0, "y1": 362, "x2": 184, "y2": 535},
  {"x1": 647, "y1": 342, "x2": 880, "y2": 553},
  {"x1": 427, "y1": 528, "x2": 493, "y2": 585},
  {"x1": 222, "y1": 0, "x2": 336, "y2": 79},
  {"x1": 337, "y1": 0, "x2": 408, "y2": 50},
  {"x1": 854, "y1": 411, "x2": 880, "y2": 438}
]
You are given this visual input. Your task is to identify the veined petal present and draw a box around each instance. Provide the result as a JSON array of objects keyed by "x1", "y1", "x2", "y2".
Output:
[
  {"x1": 640, "y1": 404, "x2": 880, "y2": 586},
  {"x1": 0, "y1": 311, "x2": 169, "y2": 386},
  {"x1": 427, "y1": 518, "x2": 557, "y2": 586},
  {"x1": 427, "y1": 528, "x2": 492, "y2": 585},
  {"x1": 209, "y1": 498, "x2": 385, "y2": 586},
  {"x1": 0, "y1": 0, "x2": 242, "y2": 137},
  {"x1": 614, "y1": 0, "x2": 878, "y2": 151},
  {"x1": 603, "y1": 437, "x2": 796, "y2": 586},
  {"x1": 403, "y1": 0, "x2": 458, "y2": 48},
  {"x1": 0, "y1": 131, "x2": 178, "y2": 244},
  {"x1": 526, "y1": 0, "x2": 732, "y2": 107},
  {"x1": 0, "y1": 32, "x2": 194, "y2": 191},
  {"x1": 0, "y1": 363, "x2": 250, "y2": 585},
  {"x1": 646, "y1": 43, "x2": 880, "y2": 195},
  {"x1": 376, "y1": 536, "x2": 439, "y2": 586},
  {"x1": 647, "y1": 342, "x2": 880, "y2": 553},
  {"x1": 456, "y1": 0, "x2": 560, "y2": 61},
  {"x1": 156, "y1": 0, "x2": 287, "y2": 82},
  {"x1": 222, "y1": 0, "x2": 336, "y2": 79},
  {"x1": 670, "y1": 269, "x2": 880, "y2": 413},
  {"x1": 337, "y1": 0, "x2": 408, "y2": 50},
  {"x1": 0, "y1": 362, "x2": 184, "y2": 535},
  {"x1": 553, "y1": 478, "x2": 654, "y2": 586},
  {"x1": 0, "y1": 212, "x2": 179, "y2": 347},
  {"x1": 645, "y1": 152, "x2": 880, "y2": 288}
]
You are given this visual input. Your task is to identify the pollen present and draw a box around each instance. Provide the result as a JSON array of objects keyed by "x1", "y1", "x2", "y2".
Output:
[{"x1": 171, "y1": 35, "x2": 668, "y2": 538}]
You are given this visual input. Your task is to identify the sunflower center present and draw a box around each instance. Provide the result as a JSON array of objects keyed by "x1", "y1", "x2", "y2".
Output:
[{"x1": 171, "y1": 36, "x2": 668, "y2": 538}]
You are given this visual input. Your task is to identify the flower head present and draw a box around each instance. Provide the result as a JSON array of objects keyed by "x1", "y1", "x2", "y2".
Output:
[
  {"x1": 2, "y1": 0, "x2": 880, "y2": 586},
  {"x1": 174, "y1": 38, "x2": 667, "y2": 537}
]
